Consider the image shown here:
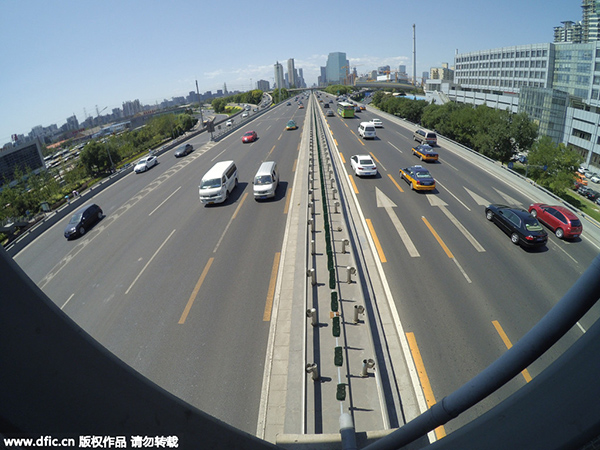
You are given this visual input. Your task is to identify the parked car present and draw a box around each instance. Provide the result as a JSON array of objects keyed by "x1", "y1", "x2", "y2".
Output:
[
  {"x1": 64, "y1": 204, "x2": 103, "y2": 239},
  {"x1": 226, "y1": 120, "x2": 233, "y2": 126},
  {"x1": 134, "y1": 155, "x2": 157, "y2": 173},
  {"x1": 350, "y1": 155, "x2": 378, "y2": 177},
  {"x1": 485, "y1": 204, "x2": 547, "y2": 248},
  {"x1": 174, "y1": 143, "x2": 193, "y2": 157},
  {"x1": 528, "y1": 203, "x2": 583, "y2": 239},
  {"x1": 242, "y1": 131, "x2": 258, "y2": 143}
]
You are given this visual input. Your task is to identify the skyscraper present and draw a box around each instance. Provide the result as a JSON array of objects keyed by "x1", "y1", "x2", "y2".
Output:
[
  {"x1": 582, "y1": 0, "x2": 600, "y2": 41},
  {"x1": 326, "y1": 52, "x2": 347, "y2": 85},
  {"x1": 274, "y1": 62, "x2": 284, "y2": 90},
  {"x1": 287, "y1": 58, "x2": 296, "y2": 88}
]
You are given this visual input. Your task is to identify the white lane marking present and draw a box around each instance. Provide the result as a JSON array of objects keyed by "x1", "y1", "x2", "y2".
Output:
[
  {"x1": 149, "y1": 187, "x2": 181, "y2": 216},
  {"x1": 435, "y1": 181, "x2": 471, "y2": 211},
  {"x1": 376, "y1": 188, "x2": 420, "y2": 257},
  {"x1": 125, "y1": 229, "x2": 176, "y2": 295}
]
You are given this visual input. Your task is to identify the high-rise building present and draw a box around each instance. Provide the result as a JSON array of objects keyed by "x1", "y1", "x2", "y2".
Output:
[
  {"x1": 326, "y1": 52, "x2": 347, "y2": 85},
  {"x1": 582, "y1": 0, "x2": 600, "y2": 41},
  {"x1": 319, "y1": 66, "x2": 327, "y2": 86},
  {"x1": 274, "y1": 61, "x2": 285, "y2": 90},
  {"x1": 298, "y1": 68, "x2": 305, "y2": 88},
  {"x1": 256, "y1": 79, "x2": 270, "y2": 91},
  {"x1": 287, "y1": 58, "x2": 297, "y2": 88},
  {"x1": 428, "y1": 39, "x2": 600, "y2": 167},
  {"x1": 554, "y1": 21, "x2": 583, "y2": 43}
]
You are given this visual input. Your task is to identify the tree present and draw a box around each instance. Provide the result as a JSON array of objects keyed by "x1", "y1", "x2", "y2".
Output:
[
  {"x1": 212, "y1": 98, "x2": 227, "y2": 113},
  {"x1": 527, "y1": 136, "x2": 582, "y2": 196},
  {"x1": 79, "y1": 141, "x2": 116, "y2": 176}
]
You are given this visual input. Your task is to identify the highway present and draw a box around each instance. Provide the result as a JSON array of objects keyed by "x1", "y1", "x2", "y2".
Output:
[
  {"x1": 14, "y1": 101, "x2": 308, "y2": 435},
  {"x1": 13, "y1": 91, "x2": 600, "y2": 441},
  {"x1": 317, "y1": 91, "x2": 600, "y2": 435}
]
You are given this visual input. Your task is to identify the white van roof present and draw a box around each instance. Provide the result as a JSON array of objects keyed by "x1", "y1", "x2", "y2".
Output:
[
  {"x1": 256, "y1": 161, "x2": 276, "y2": 175},
  {"x1": 202, "y1": 160, "x2": 235, "y2": 180}
]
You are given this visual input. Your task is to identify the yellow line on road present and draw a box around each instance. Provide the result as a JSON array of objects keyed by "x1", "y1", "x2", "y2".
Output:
[
  {"x1": 387, "y1": 174, "x2": 404, "y2": 193},
  {"x1": 179, "y1": 257, "x2": 214, "y2": 324},
  {"x1": 366, "y1": 219, "x2": 387, "y2": 263},
  {"x1": 267, "y1": 145, "x2": 276, "y2": 157},
  {"x1": 406, "y1": 332, "x2": 447, "y2": 440},
  {"x1": 369, "y1": 152, "x2": 381, "y2": 164},
  {"x1": 348, "y1": 173, "x2": 359, "y2": 194},
  {"x1": 422, "y1": 216, "x2": 454, "y2": 258},
  {"x1": 334, "y1": 138, "x2": 338, "y2": 146},
  {"x1": 263, "y1": 252, "x2": 281, "y2": 321},
  {"x1": 292, "y1": 158, "x2": 297, "y2": 172},
  {"x1": 492, "y1": 320, "x2": 533, "y2": 383},
  {"x1": 339, "y1": 152, "x2": 346, "y2": 164}
]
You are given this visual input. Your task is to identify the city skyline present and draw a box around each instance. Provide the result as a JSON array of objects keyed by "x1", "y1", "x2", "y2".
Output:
[{"x1": 0, "y1": 0, "x2": 581, "y2": 144}]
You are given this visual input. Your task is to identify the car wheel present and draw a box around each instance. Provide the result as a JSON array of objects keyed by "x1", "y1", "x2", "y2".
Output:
[
  {"x1": 486, "y1": 210, "x2": 493, "y2": 221},
  {"x1": 420, "y1": 155, "x2": 423, "y2": 161},
  {"x1": 79, "y1": 226, "x2": 86, "y2": 236},
  {"x1": 556, "y1": 228, "x2": 564, "y2": 239},
  {"x1": 97, "y1": 212, "x2": 102, "y2": 220},
  {"x1": 410, "y1": 183, "x2": 415, "y2": 190},
  {"x1": 530, "y1": 209, "x2": 537, "y2": 218},
  {"x1": 511, "y1": 233, "x2": 519, "y2": 245}
]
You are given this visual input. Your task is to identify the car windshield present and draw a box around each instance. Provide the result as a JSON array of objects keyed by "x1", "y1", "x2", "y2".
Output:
[
  {"x1": 359, "y1": 159, "x2": 373, "y2": 165},
  {"x1": 255, "y1": 175, "x2": 273, "y2": 185},
  {"x1": 244, "y1": 132, "x2": 253, "y2": 137},
  {"x1": 69, "y1": 212, "x2": 83, "y2": 224},
  {"x1": 415, "y1": 171, "x2": 431, "y2": 179},
  {"x1": 287, "y1": 121, "x2": 295, "y2": 126},
  {"x1": 200, "y1": 178, "x2": 221, "y2": 189},
  {"x1": 525, "y1": 220, "x2": 544, "y2": 231}
]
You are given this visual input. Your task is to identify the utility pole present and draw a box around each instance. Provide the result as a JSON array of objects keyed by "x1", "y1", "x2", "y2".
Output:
[{"x1": 413, "y1": 24, "x2": 417, "y2": 87}]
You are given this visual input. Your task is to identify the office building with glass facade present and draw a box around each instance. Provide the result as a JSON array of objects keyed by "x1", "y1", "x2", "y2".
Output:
[{"x1": 427, "y1": 40, "x2": 600, "y2": 168}]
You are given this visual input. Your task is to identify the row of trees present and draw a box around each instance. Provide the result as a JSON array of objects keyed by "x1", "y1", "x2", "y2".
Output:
[
  {"x1": 370, "y1": 90, "x2": 582, "y2": 197},
  {"x1": 79, "y1": 112, "x2": 197, "y2": 176},
  {"x1": 0, "y1": 112, "x2": 198, "y2": 226},
  {"x1": 211, "y1": 90, "x2": 264, "y2": 113}
]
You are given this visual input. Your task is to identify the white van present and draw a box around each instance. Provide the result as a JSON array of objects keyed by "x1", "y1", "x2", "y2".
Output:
[
  {"x1": 253, "y1": 161, "x2": 279, "y2": 200},
  {"x1": 413, "y1": 128, "x2": 437, "y2": 146},
  {"x1": 199, "y1": 160, "x2": 238, "y2": 205},
  {"x1": 358, "y1": 122, "x2": 377, "y2": 139}
]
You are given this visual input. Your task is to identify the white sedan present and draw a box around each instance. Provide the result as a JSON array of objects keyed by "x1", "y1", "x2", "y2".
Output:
[
  {"x1": 134, "y1": 155, "x2": 157, "y2": 173},
  {"x1": 350, "y1": 154, "x2": 378, "y2": 177},
  {"x1": 371, "y1": 118, "x2": 383, "y2": 128}
]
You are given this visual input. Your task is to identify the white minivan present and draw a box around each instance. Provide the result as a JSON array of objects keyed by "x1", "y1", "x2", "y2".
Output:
[
  {"x1": 199, "y1": 160, "x2": 238, "y2": 205},
  {"x1": 358, "y1": 122, "x2": 377, "y2": 139},
  {"x1": 253, "y1": 161, "x2": 279, "y2": 200}
]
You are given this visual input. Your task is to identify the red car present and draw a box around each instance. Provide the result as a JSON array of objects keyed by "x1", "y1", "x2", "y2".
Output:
[
  {"x1": 242, "y1": 131, "x2": 257, "y2": 143},
  {"x1": 528, "y1": 203, "x2": 583, "y2": 239}
]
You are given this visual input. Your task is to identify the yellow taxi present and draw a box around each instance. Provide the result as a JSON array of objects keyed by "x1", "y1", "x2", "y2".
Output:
[
  {"x1": 399, "y1": 165, "x2": 436, "y2": 191},
  {"x1": 286, "y1": 120, "x2": 298, "y2": 130},
  {"x1": 412, "y1": 144, "x2": 439, "y2": 162}
]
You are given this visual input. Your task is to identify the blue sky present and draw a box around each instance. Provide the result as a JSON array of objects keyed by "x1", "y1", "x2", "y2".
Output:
[{"x1": 0, "y1": 0, "x2": 582, "y2": 144}]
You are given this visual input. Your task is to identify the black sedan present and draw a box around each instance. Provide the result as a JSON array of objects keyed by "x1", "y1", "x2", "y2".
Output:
[
  {"x1": 64, "y1": 204, "x2": 103, "y2": 239},
  {"x1": 485, "y1": 204, "x2": 547, "y2": 248},
  {"x1": 174, "y1": 143, "x2": 193, "y2": 157}
]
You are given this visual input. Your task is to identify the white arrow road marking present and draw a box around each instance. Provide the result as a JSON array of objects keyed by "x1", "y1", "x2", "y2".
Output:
[
  {"x1": 376, "y1": 188, "x2": 420, "y2": 257},
  {"x1": 428, "y1": 195, "x2": 486, "y2": 253},
  {"x1": 464, "y1": 187, "x2": 490, "y2": 206},
  {"x1": 493, "y1": 188, "x2": 524, "y2": 208}
]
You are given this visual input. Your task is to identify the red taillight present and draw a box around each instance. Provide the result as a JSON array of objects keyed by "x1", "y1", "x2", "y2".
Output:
[{"x1": 525, "y1": 235, "x2": 534, "y2": 241}]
